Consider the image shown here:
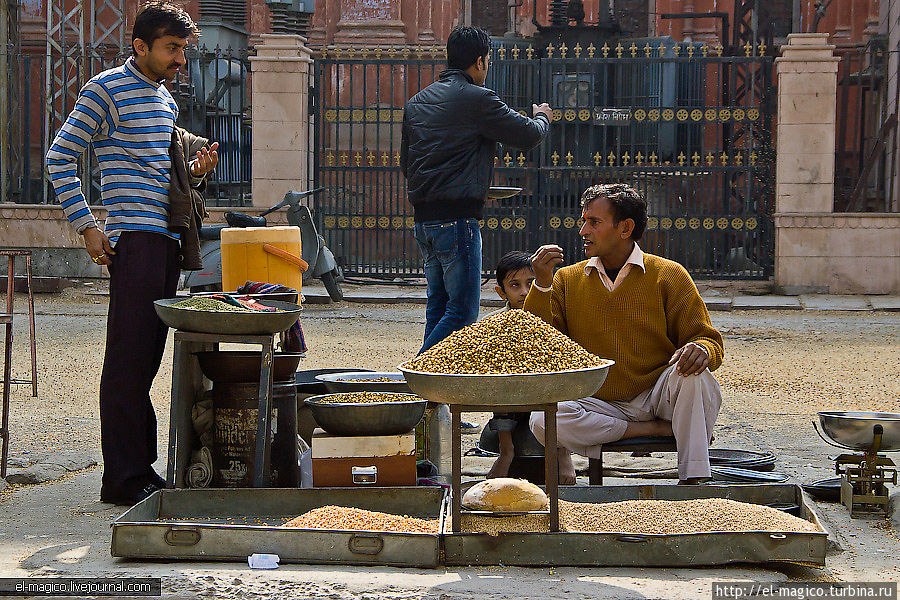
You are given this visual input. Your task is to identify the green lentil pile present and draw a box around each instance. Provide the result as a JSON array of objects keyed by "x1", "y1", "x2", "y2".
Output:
[
  {"x1": 337, "y1": 377, "x2": 398, "y2": 383},
  {"x1": 172, "y1": 297, "x2": 257, "y2": 313},
  {"x1": 404, "y1": 309, "x2": 607, "y2": 374},
  {"x1": 314, "y1": 392, "x2": 419, "y2": 404}
]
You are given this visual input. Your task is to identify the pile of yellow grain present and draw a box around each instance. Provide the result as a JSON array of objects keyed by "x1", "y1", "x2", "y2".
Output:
[
  {"x1": 456, "y1": 498, "x2": 821, "y2": 536},
  {"x1": 282, "y1": 505, "x2": 439, "y2": 533}
]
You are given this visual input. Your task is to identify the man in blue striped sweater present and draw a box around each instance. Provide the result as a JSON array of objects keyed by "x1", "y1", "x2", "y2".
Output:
[{"x1": 47, "y1": 1, "x2": 218, "y2": 505}]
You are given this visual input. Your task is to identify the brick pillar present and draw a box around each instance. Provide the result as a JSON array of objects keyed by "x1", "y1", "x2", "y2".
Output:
[
  {"x1": 774, "y1": 33, "x2": 841, "y2": 292},
  {"x1": 249, "y1": 34, "x2": 313, "y2": 208}
]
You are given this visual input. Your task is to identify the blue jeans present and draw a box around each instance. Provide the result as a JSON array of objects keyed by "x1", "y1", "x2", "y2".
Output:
[{"x1": 414, "y1": 218, "x2": 482, "y2": 353}]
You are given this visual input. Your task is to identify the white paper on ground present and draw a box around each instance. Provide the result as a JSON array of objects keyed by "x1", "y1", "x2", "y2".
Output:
[{"x1": 248, "y1": 553, "x2": 280, "y2": 569}]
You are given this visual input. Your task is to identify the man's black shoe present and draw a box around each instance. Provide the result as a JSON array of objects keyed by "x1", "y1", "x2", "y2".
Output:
[
  {"x1": 148, "y1": 470, "x2": 167, "y2": 489},
  {"x1": 101, "y1": 483, "x2": 160, "y2": 507}
]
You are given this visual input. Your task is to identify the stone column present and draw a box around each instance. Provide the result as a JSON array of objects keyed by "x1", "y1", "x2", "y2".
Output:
[
  {"x1": 774, "y1": 33, "x2": 840, "y2": 292},
  {"x1": 249, "y1": 34, "x2": 314, "y2": 207}
]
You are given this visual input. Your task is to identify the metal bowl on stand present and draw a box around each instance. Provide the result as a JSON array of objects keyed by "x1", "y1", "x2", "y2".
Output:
[
  {"x1": 195, "y1": 350, "x2": 303, "y2": 383},
  {"x1": 154, "y1": 298, "x2": 301, "y2": 335},
  {"x1": 304, "y1": 393, "x2": 427, "y2": 436},
  {"x1": 397, "y1": 361, "x2": 614, "y2": 406},
  {"x1": 815, "y1": 411, "x2": 900, "y2": 451},
  {"x1": 315, "y1": 371, "x2": 411, "y2": 394}
]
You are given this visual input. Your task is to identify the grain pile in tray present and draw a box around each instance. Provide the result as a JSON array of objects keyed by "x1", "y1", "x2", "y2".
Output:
[
  {"x1": 282, "y1": 505, "x2": 439, "y2": 533},
  {"x1": 172, "y1": 297, "x2": 258, "y2": 312},
  {"x1": 456, "y1": 498, "x2": 822, "y2": 536},
  {"x1": 404, "y1": 309, "x2": 606, "y2": 374}
]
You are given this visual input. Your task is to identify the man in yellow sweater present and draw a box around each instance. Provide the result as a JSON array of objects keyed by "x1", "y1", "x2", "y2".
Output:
[{"x1": 525, "y1": 183, "x2": 724, "y2": 485}]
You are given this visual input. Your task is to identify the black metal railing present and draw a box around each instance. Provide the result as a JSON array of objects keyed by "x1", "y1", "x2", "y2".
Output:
[
  {"x1": 312, "y1": 42, "x2": 776, "y2": 279},
  {"x1": 1, "y1": 45, "x2": 252, "y2": 208},
  {"x1": 834, "y1": 38, "x2": 898, "y2": 213}
]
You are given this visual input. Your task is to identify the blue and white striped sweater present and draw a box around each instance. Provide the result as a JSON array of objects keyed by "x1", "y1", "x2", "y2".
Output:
[{"x1": 46, "y1": 57, "x2": 180, "y2": 243}]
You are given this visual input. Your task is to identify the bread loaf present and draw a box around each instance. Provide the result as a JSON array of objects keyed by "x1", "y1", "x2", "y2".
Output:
[{"x1": 462, "y1": 478, "x2": 549, "y2": 512}]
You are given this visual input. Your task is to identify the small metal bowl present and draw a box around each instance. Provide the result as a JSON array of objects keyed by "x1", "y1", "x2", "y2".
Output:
[
  {"x1": 315, "y1": 371, "x2": 411, "y2": 394},
  {"x1": 305, "y1": 392, "x2": 427, "y2": 436},
  {"x1": 487, "y1": 186, "x2": 523, "y2": 199}
]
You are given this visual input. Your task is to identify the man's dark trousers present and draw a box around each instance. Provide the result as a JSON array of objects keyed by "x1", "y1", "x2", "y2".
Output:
[{"x1": 99, "y1": 231, "x2": 180, "y2": 499}]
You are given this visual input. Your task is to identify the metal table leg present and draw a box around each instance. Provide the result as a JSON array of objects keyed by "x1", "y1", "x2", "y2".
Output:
[
  {"x1": 450, "y1": 405, "x2": 462, "y2": 533},
  {"x1": 25, "y1": 253, "x2": 36, "y2": 398},
  {"x1": 544, "y1": 403, "x2": 559, "y2": 532},
  {"x1": 253, "y1": 337, "x2": 275, "y2": 487}
]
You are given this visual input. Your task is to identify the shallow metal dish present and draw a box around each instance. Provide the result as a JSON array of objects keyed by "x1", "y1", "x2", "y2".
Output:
[
  {"x1": 487, "y1": 186, "x2": 522, "y2": 199},
  {"x1": 154, "y1": 298, "x2": 301, "y2": 335},
  {"x1": 305, "y1": 392, "x2": 427, "y2": 436},
  {"x1": 195, "y1": 350, "x2": 302, "y2": 383},
  {"x1": 397, "y1": 361, "x2": 614, "y2": 406},
  {"x1": 816, "y1": 411, "x2": 900, "y2": 451},
  {"x1": 316, "y1": 371, "x2": 412, "y2": 394}
]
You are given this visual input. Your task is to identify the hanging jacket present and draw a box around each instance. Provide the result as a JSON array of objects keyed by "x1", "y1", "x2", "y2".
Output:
[{"x1": 168, "y1": 126, "x2": 210, "y2": 270}]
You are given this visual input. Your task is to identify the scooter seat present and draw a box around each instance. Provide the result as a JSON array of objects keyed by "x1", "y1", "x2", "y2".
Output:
[
  {"x1": 198, "y1": 223, "x2": 228, "y2": 240},
  {"x1": 225, "y1": 211, "x2": 267, "y2": 228}
]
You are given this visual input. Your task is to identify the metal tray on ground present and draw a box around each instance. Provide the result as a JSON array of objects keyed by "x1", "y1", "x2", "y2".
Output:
[
  {"x1": 111, "y1": 487, "x2": 446, "y2": 567},
  {"x1": 442, "y1": 484, "x2": 826, "y2": 567}
]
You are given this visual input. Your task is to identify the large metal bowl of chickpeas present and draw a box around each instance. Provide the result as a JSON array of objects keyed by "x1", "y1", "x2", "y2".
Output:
[{"x1": 399, "y1": 310, "x2": 614, "y2": 406}]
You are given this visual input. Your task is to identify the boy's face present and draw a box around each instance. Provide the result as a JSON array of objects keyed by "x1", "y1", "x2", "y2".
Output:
[{"x1": 495, "y1": 267, "x2": 536, "y2": 310}]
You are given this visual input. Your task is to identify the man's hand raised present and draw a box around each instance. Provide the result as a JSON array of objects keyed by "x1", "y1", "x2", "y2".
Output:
[
  {"x1": 668, "y1": 342, "x2": 710, "y2": 376},
  {"x1": 530, "y1": 244, "x2": 564, "y2": 289},
  {"x1": 532, "y1": 103, "x2": 552, "y2": 122},
  {"x1": 190, "y1": 141, "x2": 220, "y2": 177}
]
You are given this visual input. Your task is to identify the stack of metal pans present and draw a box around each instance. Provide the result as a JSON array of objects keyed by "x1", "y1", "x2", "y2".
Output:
[
  {"x1": 708, "y1": 449, "x2": 777, "y2": 471},
  {"x1": 711, "y1": 466, "x2": 789, "y2": 484}
]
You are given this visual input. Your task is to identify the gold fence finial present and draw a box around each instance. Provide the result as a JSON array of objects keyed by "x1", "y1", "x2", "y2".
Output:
[
  {"x1": 701, "y1": 43, "x2": 708, "y2": 57},
  {"x1": 758, "y1": 43, "x2": 767, "y2": 56},
  {"x1": 574, "y1": 42, "x2": 582, "y2": 58},
  {"x1": 692, "y1": 152, "x2": 700, "y2": 166},
  {"x1": 551, "y1": 151, "x2": 560, "y2": 166},
  {"x1": 547, "y1": 43, "x2": 555, "y2": 58},
  {"x1": 687, "y1": 45, "x2": 695, "y2": 58},
  {"x1": 735, "y1": 152, "x2": 743, "y2": 166},
  {"x1": 649, "y1": 152, "x2": 658, "y2": 166},
  {"x1": 744, "y1": 41, "x2": 753, "y2": 56},
  {"x1": 560, "y1": 43, "x2": 568, "y2": 58},
  {"x1": 720, "y1": 151, "x2": 728, "y2": 165},
  {"x1": 526, "y1": 44, "x2": 535, "y2": 59},
  {"x1": 658, "y1": 44, "x2": 666, "y2": 57},
  {"x1": 673, "y1": 44, "x2": 680, "y2": 57},
  {"x1": 615, "y1": 43, "x2": 623, "y2": 59},
  {"x1": 511, "y1": 45, "x2": 520, "y2": 59},
  {"x1": 517, "y1": 153, "x2": 526, "y2": 166},
  {"x1": 593, "y1": 152, "x2": 601, "y2": 166},
  {"x1": 601, "y1": 42, "x2": 609, "y2": 58},
  {"x1": 498, "y1": 46, "x2": 506, "y2": 60},
  {"x1": 635, "y1": 151, "x2": 644, "y2": 165},
  {"x1": 677, "y1": 152, "x2": 686, "y2": 166},
  {"x1": 565, "y1": 151, "x2": 573, "y2": 166},
  {"x1": 607, "y1": 151, "x2": 616, "y2": 166},
  {"x1": 381, "y1": 152, "x2": 389, "y2": 166},
  {"x1": 705, "y1": 152, "x2": 714, "y2": 166},
  {"x1": 622, "y1": 151, "x2": 631, "y2": 165},
  {"x1": 504, "y1": 152, "x2": 512, "y2": 166},
  {"x1": 587, "y1": 42, "x2": 596, "y2": 57},
  {"x1": 629, "y1": 42, "x2": 637, "y2": 57},
  {"x1": 644, "y1": 43, "x2": 652, "y2": 57}
]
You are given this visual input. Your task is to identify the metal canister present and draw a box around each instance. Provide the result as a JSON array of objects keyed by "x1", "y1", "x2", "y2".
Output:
[{"x1": 212, "y1": 380, "x2": 298, "y2": 487}]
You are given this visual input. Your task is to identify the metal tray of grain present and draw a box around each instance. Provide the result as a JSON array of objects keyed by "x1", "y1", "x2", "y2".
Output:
[
  {"x1": 442, "y1": 484, "x2": 827, "y2": 567},
  {"x1": 111, "y1": 487, "x2": 446, "y2": 567}
]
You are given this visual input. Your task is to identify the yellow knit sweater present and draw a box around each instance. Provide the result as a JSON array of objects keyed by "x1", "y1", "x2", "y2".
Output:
[{"x1": 523, "y1": 253, "x2": 724, "y2": 401}]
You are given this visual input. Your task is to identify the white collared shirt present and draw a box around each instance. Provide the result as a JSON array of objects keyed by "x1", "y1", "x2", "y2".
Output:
[{"x1": 583, "y1": 243, "x2": 646, "y2": 291}]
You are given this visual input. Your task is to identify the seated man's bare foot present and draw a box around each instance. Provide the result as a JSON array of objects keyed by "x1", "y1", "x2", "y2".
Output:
[
  {"x1": 487, "y1": 452, "x2": 514, "y2": 479},
  {"x1": 558, "y1": 449, "x2": 576, "y2": 485}
]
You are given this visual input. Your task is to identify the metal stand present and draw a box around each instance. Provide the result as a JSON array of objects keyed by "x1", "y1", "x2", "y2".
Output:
[
  {"x1": 1, "y1": 250, "x2": 37, "y2": 478},
  {"x1": 450, "y1": 403, "x2": 558, "y2": 533},
  {"x1": 167, "y1": 331, "x2": 276, "y2": 488}
]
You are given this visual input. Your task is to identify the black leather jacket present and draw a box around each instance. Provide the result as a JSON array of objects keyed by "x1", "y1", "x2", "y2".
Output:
[{"x1": 400, "y1": 69, "x2": 550, "y2": 222}]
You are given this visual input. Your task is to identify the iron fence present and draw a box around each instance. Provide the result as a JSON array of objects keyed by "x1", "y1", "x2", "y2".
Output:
[
  {"x1": 312, "y1": 41, "x2": 776, "y2": 279},
  {"x1": 834, "y1": 38, "x2": 898, "y2": 212},
  {"x1": 1, "y1": 45, "x2": 252, "y2": 208}
]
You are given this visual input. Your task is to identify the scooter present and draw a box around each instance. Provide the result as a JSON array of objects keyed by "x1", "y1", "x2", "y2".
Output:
[{"x1": 183, "y1": 188, "x2": 344, "y2": 301}]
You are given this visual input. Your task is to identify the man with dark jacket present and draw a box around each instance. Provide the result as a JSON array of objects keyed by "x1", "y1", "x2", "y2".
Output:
[{"x1": 401, "y1": 26, "x2": 552, "y2": 352}]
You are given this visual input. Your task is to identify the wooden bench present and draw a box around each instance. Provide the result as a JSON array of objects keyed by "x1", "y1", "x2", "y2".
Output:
[{"x1": 586, "y1": 436, "x2": 678, "y2": 485}]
